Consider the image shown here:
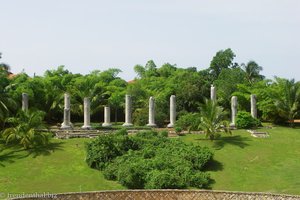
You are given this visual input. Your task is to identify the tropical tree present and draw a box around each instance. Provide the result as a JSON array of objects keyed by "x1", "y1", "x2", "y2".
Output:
[
  {"x1": 209, "y1": 48, "x2": 236, "y2": 80},
  {"x1": 241, "y1": 61, "x2": 264, "y2": 84},
  {"x1": 0, "y1": 54, "x2": 15, "y2": 128},
  {"x1": 106, "y1": 79, "x2": 127, "y2": 122},
  {"x1": 2, "y1": 110, "x2": 50, "y2": 149},
  {"x1": 198, "y1": 99, "x2": 231, "y2": 140},
  {"x1": 215, "y1": 67, "x2": 247, "y2": 110},
  {"x1": 273, "y1": 78, "x2": 300, "y2": 126},
  {"x1": 0, "y1": 92, "x2": 10, "y2": 129},
  {"x1": 0, "y1": 52, "x2": 11, "y2": 72},
  {"x1": 0, "y1": 74, "x2": 10, "y2": 127}
]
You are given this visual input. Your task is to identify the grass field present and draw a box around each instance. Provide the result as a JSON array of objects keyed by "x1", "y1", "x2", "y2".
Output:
[
  {"x1": 0, "y1": 126, "x2": 300, "y2": 197},
  {"x1": 0, "y1": 138, "x2": 124, "y2": 197},
  {"x1": 181, "y1": 126, "x2": 300, "y2": 195}
]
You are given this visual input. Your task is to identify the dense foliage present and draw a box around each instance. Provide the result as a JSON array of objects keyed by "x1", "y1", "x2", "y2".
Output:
[
  {"x1": 175, "y1": 113, "x2": 202, "y2": 131},
  {"x1": 2, "y1": 110, "x2": 51, "y2": 149},
  {"x1": 236, "y1": 111, "x2": 261, "y2": 129},
  {"x1": 198, "y1": 99, "x2": 231, "y2": 140},
  {"x1": 0, "y1": 49, "x2": 299, "y2": 133},
  {"x1": 86, "y1": 130, "x2": 213, "y2": 189}
]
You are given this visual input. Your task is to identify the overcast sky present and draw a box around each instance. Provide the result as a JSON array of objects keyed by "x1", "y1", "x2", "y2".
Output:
[{"x1": 1, "y1": 0, "x2": 299, "y2": 81}]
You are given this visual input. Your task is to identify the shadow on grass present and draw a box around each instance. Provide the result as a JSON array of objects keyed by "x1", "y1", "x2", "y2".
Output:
[
  {"x1": 0, "y1": 149, "x2": 29, "y2": 167},
  {"x1": 204, "y1": 159, "x2": 223, "y2": 172},
  {"x1": 196, "y1": 135, "x2": 251, "y2": 150},
  {"x1": 0, "y1": 141, "x2": 65, "y2": 166},
  {"x1": 27, "y1": 142, "x2": 65, "y2": 158},
  {"x1": 213, "y1": 135, "x2": 251, "y2": 150}
]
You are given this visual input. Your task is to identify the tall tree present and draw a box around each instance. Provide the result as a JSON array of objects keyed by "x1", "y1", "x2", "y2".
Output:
[
  {"x1": 209, "y1": 48, "x2": 236, "y2": 80},
  {"x1": 0, "y1": 52, "x2": 14, "y2": 127},
  {"x1": 0, "y1": 52, "x2": 11, "y2": 73},
  {"x1": 241, "y1": 61, "x2": 264, "y2": 84},
  {"x1": 215, "y1": 68, "x2": 247, "y2": 110},
  {"x1": 273, "y1": 78, "x2": 300, "y2": 126}
]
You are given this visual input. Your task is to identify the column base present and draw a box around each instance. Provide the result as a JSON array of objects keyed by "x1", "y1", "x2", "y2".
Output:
[
  {"x1": 61, "y1": 123, "x2": 73, "y2": 130},
  {"x1": 122, "y1": 123, "x2": 133, "y2": 127},
  {"x1": 167, "y1": 123, "x2": 174, "y2": 128},
  {"x1": 102, "y1": 123, "x2": 112, "y2": 127},
  {"x1": 230, "y1": 123, "x2": 236, "y2": 129},
  {"x1": 81, "y1": 125, "x2": 92, "y2": 130},
  {"x1": 146, "y1": 123, "x2": 157, "y2": 127}
]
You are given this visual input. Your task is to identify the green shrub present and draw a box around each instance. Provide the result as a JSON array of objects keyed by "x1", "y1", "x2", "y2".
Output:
[
  {"x1": 175, "y1": 127, "x2": 182, "y2": 134},
  {"x1": 155, "y1": 110, "x2": 168, "y2": 127},
  {"x1": 175, "y1": 113, "x2": 201, "y2": 131},
  {"x1": 85, "y1": 133, "x2": 136, "y2": 170},
  {"x1": 133, "y1": 108, "x2": 148, "y2": 126},
  {"x1": 87, "y1": 130, "x2": 213, "y2": 189},
  {"x1": 117, "y1": 159, "x2": 147, "y2": 189},
  {"x1": 145, "y1": 169, "x2": 186, "y2": 189},
  {"x1": 236, "y1": 111, "x2": 261, "y2": 129},
  {"x1": 159, "y1": 131, "x2": 168, "y2": 138},
  {"x1": 182, "y1": 145, "x2": 213, "y2": 170},
  {"x1": 189, "y1": 172, "x2": 210, "y2": 188},
  {"x1": 115, "y1": 128, "x2": 128, "y2": 136},
  {"x1": 135, "y1": 130, "x2": 158, "y2": 138},
  {"x1": 86, "y1": 130, "x2": 163, "y2": 170},
  {"x1": 85, "y1": 135, "x2": 120, "y2": 170}
]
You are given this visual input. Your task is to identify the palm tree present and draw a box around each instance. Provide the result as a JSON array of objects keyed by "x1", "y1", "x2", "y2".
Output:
[
  {"x1": 0, "y1": 76, "x2": 15, "y2": 128},
  {"x1": 0, "y1": 52, "x2": 11, "y2": 72},
  {"x1": 0, "y1": 95, "x2": 9, "y2": 128},
  {"x1": 242, "y1": 61, "x2": 264, "y2": 84},
  {"x1": 2, "y1": 110, "x2": 50, "y2": 149},
  {"x1": 274, "y1": 78, "x2": 300, "y2": 126},
  {"x1": 0, "y1": 63, "x2": 11, "y2": 72},
  {"x1": 198, "y1": 99, "x2": 231, "y2": 140}
]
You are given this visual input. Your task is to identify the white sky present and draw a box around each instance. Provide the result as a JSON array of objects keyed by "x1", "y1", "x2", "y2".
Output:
[{"x1": 1, "y1": 0, "x2": 299, "y2": 81}]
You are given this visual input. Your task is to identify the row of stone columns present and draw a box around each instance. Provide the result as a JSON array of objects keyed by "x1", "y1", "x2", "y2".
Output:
[
  {"x1": 230, "y1": 95, "x2": 257, "y2": 127},
  {"x1": 60, "y1": 94, "x2": 113, "y2": 129},
  {"x1": 21, "y1": 88, "x2": 257, "y2": 129},
  {"x1": 59, "y1": 93, "x2": 176, "y2": 129}
]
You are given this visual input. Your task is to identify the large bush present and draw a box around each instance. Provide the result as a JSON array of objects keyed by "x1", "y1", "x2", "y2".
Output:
[
  {"x1": 85, "y1": 130, "x2": 137, "y2": 170},
  {"x1": 86, "y1": 130, "x2": 166, "y2": 170},
  {"x1": 236, "y1": 111, "x2": 261, "y2": 129},
  {"x1": 87, "y1": 130, "x2": 213, "y2": 189},
  {"x1": 175, "y1": 113, "x2": 202, "y2": 131}
]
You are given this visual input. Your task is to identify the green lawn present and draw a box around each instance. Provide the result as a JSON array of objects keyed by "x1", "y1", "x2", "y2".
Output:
[
  {"x1": 0, "y1": 126, "x2": 300, "y2": 196},
  {"x1": 0, "y1": 138, "x2": 124, "y2": 196},
  {"x1": 180, "y1": 126, "x2": 300, "y2": 195}
]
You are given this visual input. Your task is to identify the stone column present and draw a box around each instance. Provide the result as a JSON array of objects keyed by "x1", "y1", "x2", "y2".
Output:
[
  {"x1": 147, "y1": 96, "x2": 156, "y2": 127},
  {"x1": 102, "y1": 106, "x2": 112, "y2": 127},
  {"x1": 22, "y1": 93, "x2": 29, "y2": 112},
  {"x1": 122, "y1": 95, "x2": 133, "y2": 126},
  {"x1": 230, "y1": 96, "x2": 238, "y2": 127},
  {"x1": 251, "y1": 94, "x2": 257, "y2": 118},
  {"x1": 210, "y1": 85, "x2": 216, "y2": 101},
  {"x1": 167, "y1": 95, "x2": 176, "y2": 128},
  {"x1": 61, "y1": 93, "x2": 72, "y2": 129},
  {"x1": 82, "y1": 97, "x2": 91, "y2": 129}
]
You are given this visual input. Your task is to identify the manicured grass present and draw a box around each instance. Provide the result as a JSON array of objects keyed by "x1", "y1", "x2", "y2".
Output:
[
  {"x1": 0, "y1": 126, "x2": 300, "y2": 196},
  {"x1": 0, "y1": 138, "x2": 124, "y2": 196},
  {"x1": 180, "y1": 126, "x2": 300, "y2": 195}
]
